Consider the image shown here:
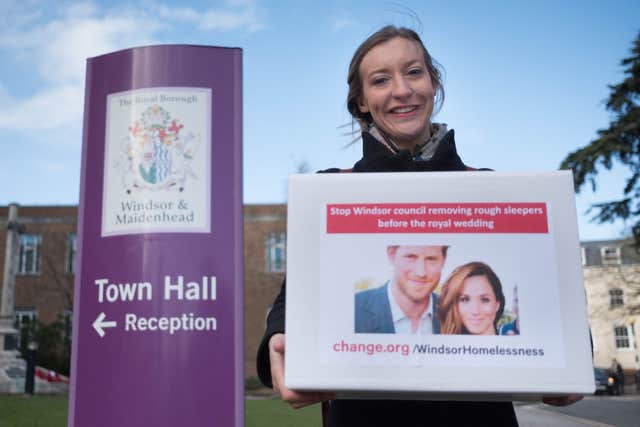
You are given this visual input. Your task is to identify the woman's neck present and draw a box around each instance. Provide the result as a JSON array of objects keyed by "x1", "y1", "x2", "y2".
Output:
[
  {"x1": 393, "y1": 124, "x2": 432, "y2": 154},
  {"x1": 367, "y1": 123, "x2": 434, "y2": 154}
]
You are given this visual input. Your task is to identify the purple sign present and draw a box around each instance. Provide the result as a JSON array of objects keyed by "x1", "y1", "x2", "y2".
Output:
[{"x1": 68, "y1": 45, "x2": 243, "y2": 427}]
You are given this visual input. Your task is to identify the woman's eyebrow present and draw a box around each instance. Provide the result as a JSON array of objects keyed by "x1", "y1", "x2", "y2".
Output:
[
  {"x1": 365, "y1": 60, "x2": 423, "y2": 77},
  {"x1": 365, "y1": 66, "x2": 390, "y2": 77},
  {"x1": 404, "y1": 59, "x2": 423, "y2": 67}
]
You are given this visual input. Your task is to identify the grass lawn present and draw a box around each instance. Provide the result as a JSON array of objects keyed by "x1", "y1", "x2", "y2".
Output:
[
  {"x1": 0, "y1": 395, "x2": 321, "y2": 427},
  {"x1": 246, "y1": 399, "x2": 321, "y2": 427},
  {"x1": 0, "y1": 395, "x2": 68, "y2": 427}
]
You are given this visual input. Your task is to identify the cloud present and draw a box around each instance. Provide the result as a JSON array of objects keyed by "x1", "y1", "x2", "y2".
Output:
[
  {"x1": 0, "y1": 84, "x2": 83, "y2": 131},
  {"x1": 0, "y1": 2, "x2": 156, "y2": 138},
  {"x1": 0, "y1": 84, "x2": 11, "y2": 105},
  {"x1": 0, "y1": 2, "x2": 159, "y2": 86},
  {"x1": 42, "y1": 161, "x2": 69, "y2": 174},
  {"x1": 329, "y1": 10, "x2": 356, "y2": 33},
  {"x1": 152, "y1": 0, "x2": 265, "y2": 33},
  {"x1": 331, "y1": 17, "x2": 356, "y2": 32},
  {"x1": 41, "y1": 17, "x2": 157, "y2": 85},
  {"x1": 0, "y1": 0, "x2": 265, "y2": 136}
]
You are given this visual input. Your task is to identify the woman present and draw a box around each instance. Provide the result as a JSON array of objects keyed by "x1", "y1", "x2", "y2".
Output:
[
  {"x1": 256, "y1": 25, "x2": 578, "y2": 426},
  {"x1": 439, "y1": 262, "x2": 506, "y2": 335}
]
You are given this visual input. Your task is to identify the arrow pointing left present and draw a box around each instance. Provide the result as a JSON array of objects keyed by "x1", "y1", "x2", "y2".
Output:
[{"x1": 93, "y1": 312, "x2": 117, "y2": 338}]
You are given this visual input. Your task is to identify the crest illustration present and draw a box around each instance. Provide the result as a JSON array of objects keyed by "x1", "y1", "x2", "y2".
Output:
[{"x1": 114, "y1": 105, "x2": 201, "y2": 193}]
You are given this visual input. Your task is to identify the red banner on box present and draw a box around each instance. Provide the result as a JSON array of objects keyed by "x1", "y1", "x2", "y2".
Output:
[{"x1": 326, "y1": 203, "x2": 548, "y2": 234}]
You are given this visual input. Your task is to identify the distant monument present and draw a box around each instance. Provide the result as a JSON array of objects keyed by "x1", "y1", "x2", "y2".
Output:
[{"x1": 0, "y1": 203, "x2": 25, "y2": 393}]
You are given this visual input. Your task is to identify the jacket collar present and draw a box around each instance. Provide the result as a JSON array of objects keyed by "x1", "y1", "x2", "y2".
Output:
[{"x1": 353, "y1": 129, "x2": 467, "y2": 173}]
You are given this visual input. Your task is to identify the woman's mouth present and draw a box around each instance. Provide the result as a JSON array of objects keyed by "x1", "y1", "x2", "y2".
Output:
[{"x1": 389, "y1": 105, "x2": 418, "y2": 115}]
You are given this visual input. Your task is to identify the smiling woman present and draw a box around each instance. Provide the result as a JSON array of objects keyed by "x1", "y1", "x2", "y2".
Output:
[
  {"x1": 356, "y1": 37, "x2": 435, "y2": 151},
  {"x1": 256, "y1": 25, "x2": 532, "y2": 427},
  {"x1": 346, "y1": 27, "x2": 446, "y2": 156}
]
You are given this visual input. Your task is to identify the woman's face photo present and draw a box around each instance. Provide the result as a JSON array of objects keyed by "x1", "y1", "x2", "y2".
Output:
[
  {"x1": 357, "y1": 37, "x2": 435, "y2": 151},
  {"x1": 458, "y1": 275, "x2": 500, "y2": 335}
]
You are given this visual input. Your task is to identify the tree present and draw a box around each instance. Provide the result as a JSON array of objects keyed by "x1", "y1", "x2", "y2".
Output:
[
  {"x1": 17, "y1": 317, "x2": 71, "y2": 376},
  {"x1": 560, "y1": 32, "x2": 640, "y2": 244},
  {"x1": 13, "y1": 227, "x2": 75, "y2": 375},
  {"x1": 36, "y1": 231, "x2": 73, "y2": 375},
  {"x1": 40, "y1": 230, "x2": 74, "y2": 309}
]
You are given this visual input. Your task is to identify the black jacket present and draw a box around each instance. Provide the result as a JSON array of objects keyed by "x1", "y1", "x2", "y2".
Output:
[{"x1": 256, "y1": 130, "x2": 519, "y2": 427}]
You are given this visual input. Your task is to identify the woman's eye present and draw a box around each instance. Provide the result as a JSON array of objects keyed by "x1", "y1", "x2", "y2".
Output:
[
  {"x1": 459, "y1": 295, "x2": 470, "y2": 303},
  {"x1": 408, "y1": 68, "x2": 423, "y2": 76},
  {"x1": 481, "y1": 297, "x2": 491, "y2": 303},
  {"x1": 372, "y1": 76, "x2": 388, "y2": 86}
]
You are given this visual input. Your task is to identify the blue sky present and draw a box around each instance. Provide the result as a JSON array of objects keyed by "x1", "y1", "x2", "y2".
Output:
[{"x1": 0, "y1": 0, "x2": 639, "y2": 240}]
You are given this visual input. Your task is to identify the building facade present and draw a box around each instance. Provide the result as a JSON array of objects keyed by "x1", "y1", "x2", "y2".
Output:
[
  {"x1": 582, "y1": 239, "x2": 640, "y2": 382},
  {"x1": 243, "y1": 205, "x2": 286, "y2": 380},
  {"x1": 0, "y1": 206, "x2": 76, "y2": 334},
  {"x1": 3, "y1": 205, "x2": 640, "y2": 384},
  {"x1": 0, "y1": 204, "x2": 286, "y2": 382}
]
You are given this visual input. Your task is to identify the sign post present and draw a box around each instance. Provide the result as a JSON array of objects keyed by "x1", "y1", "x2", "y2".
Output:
[{"x1": 68, "y1": 45, "x2": 243, "y2": 427}]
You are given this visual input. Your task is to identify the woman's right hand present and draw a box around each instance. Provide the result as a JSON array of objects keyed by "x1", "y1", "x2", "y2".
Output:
[{"x1": 268, "y1": 333, "x2": 334, "y2": 409}]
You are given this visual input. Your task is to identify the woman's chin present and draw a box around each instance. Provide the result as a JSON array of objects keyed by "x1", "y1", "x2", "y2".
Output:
[
  {"x1": 464, "y1": 324, "x2": 494, "y2": 335},
  {"x1": 378, "y1": 117, "x2": 427, "y2": 138}
]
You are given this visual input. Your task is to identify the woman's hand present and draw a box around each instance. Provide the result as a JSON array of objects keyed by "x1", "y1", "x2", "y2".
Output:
[
  {"x1": 542, "y1": 395, "x2": 583, "y2": 406},
  {"x1": 268, "y1": 333, "x2": 335, "y2": 409}
]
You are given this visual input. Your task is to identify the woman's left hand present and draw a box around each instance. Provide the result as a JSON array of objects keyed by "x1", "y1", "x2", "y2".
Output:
[{"x1": 542, "y1": 394, "x2": 583, "y2": 406}]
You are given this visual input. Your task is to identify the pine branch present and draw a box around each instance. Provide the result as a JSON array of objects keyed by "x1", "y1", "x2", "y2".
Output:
[{"x1": 587, "y1": 198, "x2": 632, "y2": 222}]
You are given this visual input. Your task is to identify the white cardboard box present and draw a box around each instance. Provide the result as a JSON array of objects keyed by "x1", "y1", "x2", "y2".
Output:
[{"x1": 285, "y1": 171, "x2": 594, "y2": 400}]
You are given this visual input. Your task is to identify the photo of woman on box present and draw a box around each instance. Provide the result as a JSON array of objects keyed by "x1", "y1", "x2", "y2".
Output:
[
  {"x1": 438, "y1": 262, "x2": 506, "y2": 336},
  {"x1": 256, "y1": 24, "x2": 581, "y2": 426}
]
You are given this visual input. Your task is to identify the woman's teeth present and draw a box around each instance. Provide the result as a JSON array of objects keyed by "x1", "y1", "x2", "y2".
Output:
[{"x1": 391, "y1": 106, "x2": 416, "y2": 113}]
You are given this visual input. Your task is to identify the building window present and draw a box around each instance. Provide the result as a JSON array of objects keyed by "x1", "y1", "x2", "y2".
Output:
[
  {"x1": 601, "y1": 246, "x2": 621, "y2": 265},
  {"x1": 609, "y1": 288, "x2": 624, "y2": 308},
  {"x1": 14, "y1": 308, "x2": 38, "y2": 349},
  {"x1": 18, "y1": 234, "x2": 41, "y2": 275},
  {"x1": 14, "y1": 308, "x2": 38, "y2": 331},
  {"x1": 614, "y1": 325, "x2": 633, "y2": 349},
  {"x1": 265, "y1": 232, "x2": 286, "y2": 272},
  {"x1": 63, "y1": 309, "x2": 73, "y2": 345},
  {"x1": 67, "y1": 233, "x2": 77, "y2": 274}
]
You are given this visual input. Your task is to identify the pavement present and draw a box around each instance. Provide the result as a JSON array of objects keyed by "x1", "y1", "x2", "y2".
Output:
[
  {"x1": 516, "y1": 404, "x2": 614, "y2": 427},
  {"x1": 247, "y1": 388, "x2": 640, "y2": 426},
  {"x1": 515, "y1": 394, "x2": 640, "y2": 427}
]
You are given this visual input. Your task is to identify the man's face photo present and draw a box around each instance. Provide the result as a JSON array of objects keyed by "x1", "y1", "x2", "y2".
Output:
[{"x1": 387, "y1": 245, "x2": 446, "y2": 303}]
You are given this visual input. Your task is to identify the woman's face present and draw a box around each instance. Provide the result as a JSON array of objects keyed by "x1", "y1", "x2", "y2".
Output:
[
  {"x1": 357, "y1": 37, "x2": 435, "y2": 152},
  {"x1": 458, "y1": 275, "x2": 500, "y2": 335}
]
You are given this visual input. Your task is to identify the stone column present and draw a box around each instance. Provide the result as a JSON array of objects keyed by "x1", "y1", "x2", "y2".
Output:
[
  {"x1": 0, "y1": 203, "x2": 20, "y2": 350},
  {"x1": 0, "y1": 203, "x2": 23, "y2": 393}
]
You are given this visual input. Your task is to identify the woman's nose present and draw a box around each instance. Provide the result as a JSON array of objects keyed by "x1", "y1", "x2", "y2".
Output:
[
  {"x1": 470, "y1": 301, "x2": 482, "y2": 313},
  {"x1": 392, "y1": 76, "x2": 413, "y2": 98}
]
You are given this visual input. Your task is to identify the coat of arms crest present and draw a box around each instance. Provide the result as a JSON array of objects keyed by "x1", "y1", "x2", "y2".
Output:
[{"x1": 115, "y1": 105, "x2": 200, "y2": 193}]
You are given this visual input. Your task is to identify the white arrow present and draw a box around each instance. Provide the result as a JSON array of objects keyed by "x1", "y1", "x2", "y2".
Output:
[{"x1": 93, "y1": 312, "x2": 117, "y2": 338}]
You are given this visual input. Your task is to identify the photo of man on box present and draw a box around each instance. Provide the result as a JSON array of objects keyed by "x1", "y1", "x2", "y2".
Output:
[{"x1": 355, "y1": 245, "x2": 446, "y2": 334}]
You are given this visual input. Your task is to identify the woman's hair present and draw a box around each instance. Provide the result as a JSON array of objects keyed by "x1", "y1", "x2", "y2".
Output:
[
  {"x1": 346, "y1": 25, "x2": 445, "y2": 131},
  {"x1": 438, "y1": 262, "x2": 506, "y2": 335}
]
